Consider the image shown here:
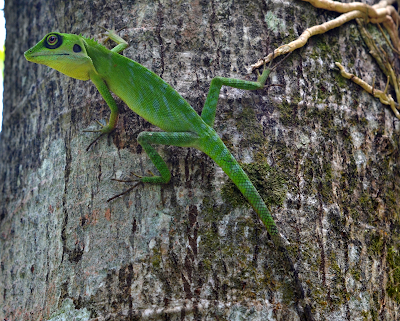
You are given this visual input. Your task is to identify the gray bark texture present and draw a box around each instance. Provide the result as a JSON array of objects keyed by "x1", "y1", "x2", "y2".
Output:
[{"x1": 1, "y1": 0, "x2": 400, "y2": 320}]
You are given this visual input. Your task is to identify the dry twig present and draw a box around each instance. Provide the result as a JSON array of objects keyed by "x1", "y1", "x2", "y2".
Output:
[
  {"x1": 335, "y1": 62, "x2": 400, "y2": 119},
  {"x1": 251, "y1": 0, "x2": 399, "y2": 70},
  {"x1": 251, "y1": 0, "x2": 400, "y2": 119}
]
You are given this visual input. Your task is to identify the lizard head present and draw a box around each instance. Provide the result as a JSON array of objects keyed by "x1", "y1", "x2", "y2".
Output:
[{"x1": 24, "y1": 32, "x2": 94, "y2": 81}]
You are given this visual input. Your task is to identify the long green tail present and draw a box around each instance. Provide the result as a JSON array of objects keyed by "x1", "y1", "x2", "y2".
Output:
[{"x1": 200, "y1": 133, "x2": 282, "y2": 246}]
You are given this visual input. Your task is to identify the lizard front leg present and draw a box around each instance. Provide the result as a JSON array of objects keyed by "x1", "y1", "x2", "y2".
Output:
[
  {"x1": 101, "y1": 28, "x2": 129, "y2": 53},
  {"x1": 85, "y1": 74, "x2": 119, "y2": 150}
]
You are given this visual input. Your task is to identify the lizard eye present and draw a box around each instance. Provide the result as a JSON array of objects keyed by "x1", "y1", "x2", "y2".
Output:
[
  {"x1": 44, "y1": 34, "x2": 62, "y2": 49},
  {"x1": 48, "y1": 36, "x2": 57, "y2": 44}
]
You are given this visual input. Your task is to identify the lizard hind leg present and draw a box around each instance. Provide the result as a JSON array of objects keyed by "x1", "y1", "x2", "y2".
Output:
[
  {"x1": 200, "y1": 70, "x2": 272, "y2": 128},
  {"x1": 108, "y1": 131, "x2": 199, "y2": 201},
  {"x1": 136, "y1": 131, "x2": 199, "y2": 184}
]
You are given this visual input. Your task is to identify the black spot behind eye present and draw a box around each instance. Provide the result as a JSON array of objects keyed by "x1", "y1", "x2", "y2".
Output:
[{"x1": 73, "y1": 44, "x2": 82, "y2": 53}]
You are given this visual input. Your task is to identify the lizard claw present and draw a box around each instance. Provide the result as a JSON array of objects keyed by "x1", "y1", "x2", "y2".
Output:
[
  {"x1": 84, "y1": 120, "x2": 115, "y2": 151},
  {"x1": 86, "y1": 133, "x2": 106, "y2": 151},
  {"x1": 107, "y1": 182, "x2": 142, "y2": 202},
  {"x1": 107, "y1": 171, "x2": 145, "y2": 202},
  {"x1": 99, "y1": 27, "x2": 127, "y2": 43},
  {"x1": 83, "y1": 120, "x2": 107, "y2": 133},
  {"x1": 111, "y1": 171, "x2": 142, "y2": 182}
]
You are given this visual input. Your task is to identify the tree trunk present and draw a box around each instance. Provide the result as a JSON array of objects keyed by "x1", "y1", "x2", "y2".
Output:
[{"x1": 1, "y1": 0, "x2": 399, "y2": 320}]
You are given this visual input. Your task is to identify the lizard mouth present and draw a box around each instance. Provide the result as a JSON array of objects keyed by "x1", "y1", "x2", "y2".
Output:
[
  {"x1": 25, "y1": 53, "x2": 70, "y2": 57},
  {"x1": 24, "y1": 52, "x2": 70, "y2": 62}
]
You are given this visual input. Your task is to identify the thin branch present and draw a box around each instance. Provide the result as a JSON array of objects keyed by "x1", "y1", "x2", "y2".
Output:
[
  {"x1": 377, "y1": 23, "x2": 399, "y2": 55},
  {"x1": 252, "y1": 0, "x2": 400, "y2": 70},
  {"x1": 252, "y1": 10, "x2": 364, "y2": 70},
  {"x1": 335, "y1": 62, "x2": 400, "y2": 119}
]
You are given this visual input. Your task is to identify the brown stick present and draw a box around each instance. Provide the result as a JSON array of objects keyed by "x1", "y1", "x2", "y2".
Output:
[
  {"x1": 251, "y1": 0, "x2": 400, "y2": 70},
  {"x1": 335, "y1": 62, "x2": 400, "y2": 119}
]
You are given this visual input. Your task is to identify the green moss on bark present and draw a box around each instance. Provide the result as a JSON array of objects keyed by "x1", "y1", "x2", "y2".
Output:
[{"x1": 221, "y1": 162, "x2": 287, "y2": 208}]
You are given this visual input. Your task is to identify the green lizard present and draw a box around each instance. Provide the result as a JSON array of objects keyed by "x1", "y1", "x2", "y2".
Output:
[{"x1": 24, "y1": 30, "x2": 283, "y2": 247}]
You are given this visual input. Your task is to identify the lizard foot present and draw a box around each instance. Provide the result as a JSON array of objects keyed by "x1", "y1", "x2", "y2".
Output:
[
  {"x1": 107, "y1": 171, "x2": 153, "y2": 202},
  {"x1": 84, "y1": 120, "x2": 115, "y2": 151}
]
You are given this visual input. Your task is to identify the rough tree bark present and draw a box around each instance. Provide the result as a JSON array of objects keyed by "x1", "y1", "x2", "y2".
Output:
[{"x1": 1, "y1": 0, "x2": 400, "y2": 320}]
